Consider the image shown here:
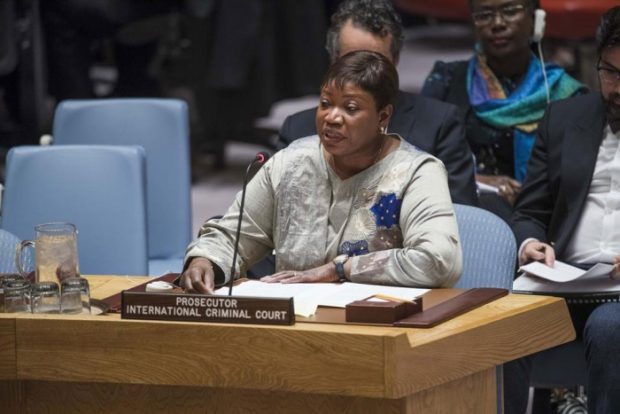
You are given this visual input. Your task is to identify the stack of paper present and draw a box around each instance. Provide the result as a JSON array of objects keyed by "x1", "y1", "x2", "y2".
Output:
[
  {"x1": 513, "y1": 260, "x2": 618, "y2": 294},
  {"x1": 214, "y1": 281, "x2": 428, "y2": 317}
]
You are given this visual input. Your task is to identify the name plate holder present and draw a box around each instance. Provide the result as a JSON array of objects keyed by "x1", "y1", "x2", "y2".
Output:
[{"x1": 121, "y1": 291, "x2": 295, "y2": 325}]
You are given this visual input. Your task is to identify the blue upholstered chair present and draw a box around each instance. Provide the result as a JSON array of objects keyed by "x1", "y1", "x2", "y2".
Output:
[
  {"x1": 1, "y1": 145, "x2": 148, "y2": 275},
  {"x1": 52, "y1": 98, "x2": 192, "y2": 275},
  {"x1": 0, "y1": 228, "x2": 32, "y2": 274},
  {"x1": 453, "y1": 204, "x2": 516, "y2": 290},
  {"x1": 452, "y1": 204, "x2": 517, "y2": 413},
  {"x1": 454, "y1": 205, "x2": 587, "y2": 407}
]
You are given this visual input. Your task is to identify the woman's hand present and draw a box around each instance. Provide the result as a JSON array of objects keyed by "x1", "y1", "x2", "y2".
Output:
[
  {"x1": 611, "y1": 255, "x2": 620, "y2": 280},
  {"x1": 476, "y1": 174, "x2": 521, "y2": 205},
  {"x1": 261, "y1": 262, "x2": 339, "y2": 284},
  {"x1": 520, "y1": 241, "x2": 555, "y2": 267},
  {"x1": 180, "y1": 257, "x2": 216, "y2": 294}
]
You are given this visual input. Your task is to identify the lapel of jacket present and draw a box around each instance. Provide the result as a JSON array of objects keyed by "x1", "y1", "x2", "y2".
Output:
[
  {"x1": 389, "y1": 91, "x2": 416, "y2": 135},
  {"x1": 556, "y1": 95, "x2": 606, "y2": 253}
]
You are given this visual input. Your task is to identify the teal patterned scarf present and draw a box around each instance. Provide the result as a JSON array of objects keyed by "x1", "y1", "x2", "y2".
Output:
[{"x1": 467, "y1": 53, "x2": 584, "y2": 181}]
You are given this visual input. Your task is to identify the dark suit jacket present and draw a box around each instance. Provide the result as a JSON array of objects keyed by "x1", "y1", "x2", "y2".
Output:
[
  {"x1": 512, "y1": 93, "x2": 608, "y2": 257},
  {"x1": 278, "y1": 91, "x2": 478, "y2": 206}
]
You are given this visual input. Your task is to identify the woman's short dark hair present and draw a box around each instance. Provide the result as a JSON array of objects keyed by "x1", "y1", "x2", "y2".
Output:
[
  {"x1": 325, "y1": 0, "x2": 404, "y2": 63},
  {"x1": 320, "y1": 50, "x2": 399, "y2": 110},
  {"x1": 597, "y1": 6, "x2": 620, "y2": 56}
]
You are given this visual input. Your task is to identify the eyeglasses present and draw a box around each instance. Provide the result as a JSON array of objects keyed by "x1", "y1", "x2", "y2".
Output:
[
  {"x1": 597, "y1": 65, "x2": 620, "y2": 85},
  {"x1": 471, "y1": 4, "x2": 527, "y2": 27}
]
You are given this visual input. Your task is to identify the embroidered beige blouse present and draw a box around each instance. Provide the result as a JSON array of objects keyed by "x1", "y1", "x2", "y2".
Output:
[{"x1": 186, "y1": 135, "x2": 462, "y2": 288}]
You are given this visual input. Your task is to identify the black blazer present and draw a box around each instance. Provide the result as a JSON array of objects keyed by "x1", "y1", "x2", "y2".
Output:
[
  {"x1": 278, "y1": 91, "x2": 478, "y2": 206},
  {"x1": 512, "y1": 93, "x2": 608, "y2": 257}
]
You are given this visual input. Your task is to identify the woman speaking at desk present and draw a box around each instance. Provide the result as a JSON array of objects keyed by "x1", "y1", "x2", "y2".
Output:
[{"x1": 181, "y1": 50, "x2": 462, "y2": 294}]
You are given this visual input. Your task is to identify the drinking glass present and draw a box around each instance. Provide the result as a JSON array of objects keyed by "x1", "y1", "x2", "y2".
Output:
[
  {"x1": 31, "y1": 281, "x2": 61, "y2": 314},
  {"x1": 0, "y1": 274, "x2": 24, "y2": 313},
  {"x1": 61, "y1": 277, "x2": 91, "y2": 314},
  {"x1": 4, "y1": 279, "x2": 31, "y2": 313}
]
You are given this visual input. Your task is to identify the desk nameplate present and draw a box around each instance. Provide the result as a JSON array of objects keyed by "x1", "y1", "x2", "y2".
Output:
[{"x1": 121, "y1": 292, "x2": 295, "y2": 325}]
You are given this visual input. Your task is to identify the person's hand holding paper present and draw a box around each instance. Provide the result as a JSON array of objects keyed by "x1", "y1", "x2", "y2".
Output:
[
  {"x1": 612, "y1": 255, "x2": 620, "y2": 280},
  {"x1": 520, "y1": 240, "x2": 556, "y2": 267}
]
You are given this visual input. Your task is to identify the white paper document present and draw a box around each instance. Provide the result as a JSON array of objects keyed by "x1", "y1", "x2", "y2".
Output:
[
  {"x1": 514, "y1": 260, "x2": 619, "y2": 294},
  {"x1": 476, "y1": 181, "x2": 499, "y2": 194},
  {"x1": 214, "y1": 281, "x2": 428, "y2": 317},
  {"x1": 519, "y1": 261, "x2": 614, "y2": 282}
]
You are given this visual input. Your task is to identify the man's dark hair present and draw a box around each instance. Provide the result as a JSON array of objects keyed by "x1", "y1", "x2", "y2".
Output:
[
  {"x1": 597, "y1": 6, "x2": 620, "y2": 56},
  {"x1": 321, "y1": 50, "x2": 399, "y2": 110},
  {"x1": 467, "y1": 0, "x2": 540, "y2": 10},
  {"x1": 325, "y1": 0, "x2": 404, "y2": 63}
]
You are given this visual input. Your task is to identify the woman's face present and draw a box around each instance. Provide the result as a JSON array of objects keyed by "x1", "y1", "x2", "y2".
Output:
[
  {"x1": 315, "y1": 81, "x2": 391, "y2": 160},
  {"x1": 471, "y1": 0, "x2": 534, "y2": 60}
]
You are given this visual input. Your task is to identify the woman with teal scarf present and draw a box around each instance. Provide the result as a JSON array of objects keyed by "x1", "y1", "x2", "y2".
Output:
[{"x1": 422, "y1": 0, "x2": 585, "y2": 222}]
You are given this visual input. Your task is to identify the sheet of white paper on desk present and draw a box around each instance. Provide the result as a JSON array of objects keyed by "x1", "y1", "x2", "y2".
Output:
[
  {"x1": 317, "y1": 283, "x2": 428, "y2": 308},
  {"x1": 214, "y1": 281, "x2": 328, "y2": 317},
  {"x1": 519, "y1": 261, "x2": 614, "y2": 282},
  {"x1": 214, "y1": 281, "x2": 428, "y2": 317}
]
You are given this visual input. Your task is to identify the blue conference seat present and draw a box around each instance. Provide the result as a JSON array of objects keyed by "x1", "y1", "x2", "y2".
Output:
[
  {"x1": 453, "y1": 204, "x2": 516, "y2": 290},
  {"x1": 1, "y1": 145, "x2": 148, "y2": 275},
  {"x1": 452, "y1": 204, "x2": 517, "y2": 414},
  {"x1": 52, "y1": 98, "x2": 192, "y2": 275}
]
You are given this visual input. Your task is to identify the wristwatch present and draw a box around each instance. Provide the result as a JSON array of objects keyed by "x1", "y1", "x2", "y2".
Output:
[{"x1": 332, "y1": 254, "x2": 349, "y2": 282}]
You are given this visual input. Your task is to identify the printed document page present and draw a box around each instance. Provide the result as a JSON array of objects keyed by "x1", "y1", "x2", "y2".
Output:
[
  {"x1": 514, "y1": 260, "x2": 619, "y2": 294},
  {"x1": 519, "y1": 261, "x2": 614, "y2": 282},
  {"x1": 215, "y1": 281, "x2": 428, "y2": 317}
]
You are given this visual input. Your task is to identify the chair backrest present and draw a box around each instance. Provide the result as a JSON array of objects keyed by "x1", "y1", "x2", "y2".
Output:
[
  {"x1": 452, "y1": 204, "x2": 518, "y2": 414},
  {"x1": 52, "y1": 98, "x2": 191, "y2": 261},
  {"x1": 0, "y1": 228, "x2": 32, "y2": 274},
  {"x1": 453, "y1": 204, "x2": 517, "y2": 290},
  {"x1": 1, "y1": 145, "x2": 148, "y2": 275}
]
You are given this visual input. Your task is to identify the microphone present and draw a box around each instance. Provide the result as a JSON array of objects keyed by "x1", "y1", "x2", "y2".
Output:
[{"x1": 228, "y1": 151, "x2": 270, "y2": 296}]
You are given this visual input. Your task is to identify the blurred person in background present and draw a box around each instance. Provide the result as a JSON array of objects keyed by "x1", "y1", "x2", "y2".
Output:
[{"x1": 279, "y1": 0, "x2": 478, "y2": 206}]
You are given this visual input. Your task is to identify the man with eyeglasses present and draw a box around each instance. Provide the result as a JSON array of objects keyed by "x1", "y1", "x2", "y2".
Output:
[{"x1": 512, "y1": 6, "x2": 620, "y2": 413}]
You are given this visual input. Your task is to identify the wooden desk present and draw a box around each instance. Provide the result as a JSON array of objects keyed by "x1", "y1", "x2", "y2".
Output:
[{"x1": 1, "y1": 276, "x2": 575, "y2": 413}]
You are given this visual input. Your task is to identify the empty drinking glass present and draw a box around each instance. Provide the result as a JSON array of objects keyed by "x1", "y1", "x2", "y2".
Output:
[
  {"x1": 4, "y1": 279, "x2": 31, "y2": 313},
  {"x1": 31, "y1": 281, "x2": 61, "y2": 314},
  {"x1": 0, "y1": 274, "x2": 25, "y2": 313},
  {"x1": 61, "y1": 277, "x2": 91, "y2": 314}
]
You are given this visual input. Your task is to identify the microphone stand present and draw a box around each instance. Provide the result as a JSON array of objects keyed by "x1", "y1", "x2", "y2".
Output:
[{"x1": 228, "y1": 152, "x2": 268, "y2": 296}]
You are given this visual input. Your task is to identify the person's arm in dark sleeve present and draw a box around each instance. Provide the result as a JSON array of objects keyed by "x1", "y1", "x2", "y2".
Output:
[
  {"x1": 277, "y1": 114, "x2": 295, "y2": 150},
  {"x1": 420, "y1": 61, "x2": 477, "y2": 205},
  {"x1": 435, "y1": 104, "x2": 479, "y2": 206},
  {"x1": 511, "y1": 104, "x2": 555, "y2": 247},
  {"x1": 277, "y1": 108, "x2": 318, "y2": 150},
  {"x1": 421, "y1": 61, "x2": 453, "y2": 101}
]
